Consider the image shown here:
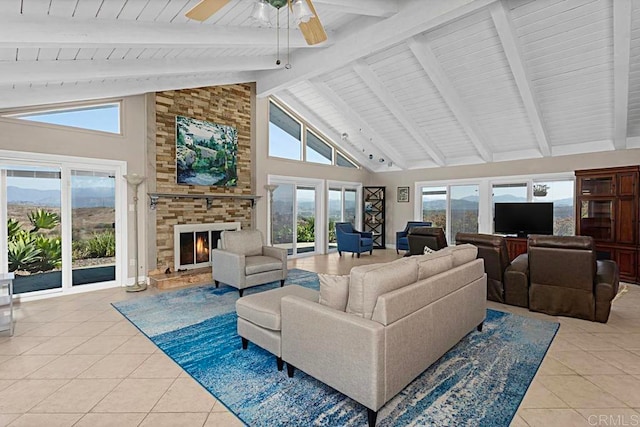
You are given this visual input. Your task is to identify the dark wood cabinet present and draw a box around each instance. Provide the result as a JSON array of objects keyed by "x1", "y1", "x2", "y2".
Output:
[
  {"x1": 575, "y1": 166, "x2": 640, "y2": 283},
  {"x1": 363, "y1": 186, "x2": 385, "y2": 249}
]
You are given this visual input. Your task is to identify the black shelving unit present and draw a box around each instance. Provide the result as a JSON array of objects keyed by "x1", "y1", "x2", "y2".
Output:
[{"x1": 363, "y1": 186, "x2": 385, "y2": 249}]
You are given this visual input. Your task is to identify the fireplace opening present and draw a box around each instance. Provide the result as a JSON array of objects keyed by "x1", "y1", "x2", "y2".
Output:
[
  {"x1": 195, "y1": 232, "x2": 209, "y2": 263},
  {"x1": 174, "y1": 222, "x2": 241, "y2": 271}
]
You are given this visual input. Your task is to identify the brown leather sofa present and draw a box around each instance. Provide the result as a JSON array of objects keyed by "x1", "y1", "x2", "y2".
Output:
[
  {"x1": 455, "y1": 233, "x2": 529, "y2": 307},
  {"x1": 407, "y1": 227, "x2": 448, "y2": 255},
  {"x1": 527, "y1": 235, "x2": 619, "y2": 323}
]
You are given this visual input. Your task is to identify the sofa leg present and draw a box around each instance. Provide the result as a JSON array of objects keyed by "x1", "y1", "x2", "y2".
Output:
[
  {"x1": 238, "y1": 289, "x2": 244, "y2": 298},
  {"x1": 396, "y1": 248, "x2": 399, "y2": 254},
  {"x1": 280, "y1": 279, "x2": 285, "y2": 287},
  {"x1": 277, "y1": 357, "x2": 284, "y2": 371},
  {"x1": 367, "y1": 408, "x2": 378, "y2": 427},
  {"x1": 370, "y1": 250, "x2": 373, "y2": 255},
  {"x1": 241, "y1": 337, "x2": 248, "y2": 350},
  {"x1": 338, "y1": 251, "x2": 342, "y2": 256},
  {"x1": 214, "y1": 280, "x2": 219, "y2": 288},
  {"x1": 286, "y1": 363, "x2": 295, "y2": 378},
  {"x1": 477, "y1": 322, "x2": 483, "y2": 332},
  {"x1": 357, "y1": 253, "x2": 360, "y2": 258}
]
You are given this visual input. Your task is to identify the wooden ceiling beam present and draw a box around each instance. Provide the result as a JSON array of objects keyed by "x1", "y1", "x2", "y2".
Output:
[
  {"x1": 0, "y1": 72, "x2": 255, "y2": 110},
  {"x1": 407, "y1": 37, "x2": 492, "y2": 163},
  {"x1": 257, "y1": 0, "x2": 497, "y2": 96},
  {"x1": 0, "y1": 56, "x2": 278, "y2": 85},
  {"x1": 490, "y1": 0, "x2": 551, "y2": 157},
  {"x1": 313, "y1": 0, "x2": 398, "y2": 18},
  {"x1": 310, "y1": 80, "x2": 409, "y2": 170},
  {"x1": 612, "y1": 0, "x2": 632, "y2": 150},
  {"x1": 352, "y1": 60, "x2": 447, "y2": 166},
  {"x1": 0, "y1": 15, "x2": 325, "y2": 49}
]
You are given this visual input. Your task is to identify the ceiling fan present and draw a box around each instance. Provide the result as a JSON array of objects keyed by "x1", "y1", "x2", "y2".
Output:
[{"x1": 186, "y1": 0, "x2": 327, "y2": 46}]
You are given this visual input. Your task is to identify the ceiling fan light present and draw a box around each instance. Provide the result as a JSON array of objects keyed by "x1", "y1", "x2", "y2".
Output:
[
  {"x1": 250, "y1": 0, "x2": 272, "y2": 26},
  {"x1": 291, "y1": 0, "x2": 314, "y2": 25}
]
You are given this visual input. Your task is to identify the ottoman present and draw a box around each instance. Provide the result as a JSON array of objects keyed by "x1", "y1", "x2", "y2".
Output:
[{"x1": 236, "y1": 285, "x2": 318, "y2": 371}]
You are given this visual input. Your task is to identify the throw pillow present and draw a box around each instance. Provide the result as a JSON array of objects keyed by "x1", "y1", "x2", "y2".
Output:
[
  {"x1": 423, "y1": 245, "x2": 435, "y2": 254},
  {"x1": 318, "y1": 273, "x2": 350, "y2": 311}
]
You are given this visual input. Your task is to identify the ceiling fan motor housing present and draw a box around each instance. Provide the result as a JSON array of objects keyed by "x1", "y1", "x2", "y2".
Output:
[{"x1": 267, "y1": 0, "x2": 288, "y2": 9}]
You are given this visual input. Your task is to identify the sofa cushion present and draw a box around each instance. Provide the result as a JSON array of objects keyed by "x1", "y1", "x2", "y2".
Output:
[
  {"x1": 318, "y1": 274, "x2": 350, "y2": 311},
  {"x1": 415, "y1": 250, "x2": 454, "y2": 280},
  {"x1": 346, "y1": 257, "x2": 418, "y2": 319},
  {"x1": 245, "y1": 256, "x2": 283, "y2": 275},
  {"x1": 236, "y1": 285, "x2": 318, "y2": 331},
  {"x1": 222, "y1": 230, "x2": 263, "y2": 256},
  {"x1": 450, "y1": 244, "x2": 478, "y2": 267}
]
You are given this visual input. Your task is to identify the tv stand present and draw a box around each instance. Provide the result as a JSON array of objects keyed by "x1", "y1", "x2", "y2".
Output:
[{"x1": 505, "y1": 237, "x2": 527, "y2": 261}]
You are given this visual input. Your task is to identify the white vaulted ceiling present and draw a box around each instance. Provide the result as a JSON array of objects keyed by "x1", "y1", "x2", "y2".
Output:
[{"x1": 1, "y1": 0, "x2": 639, "y2": 171}]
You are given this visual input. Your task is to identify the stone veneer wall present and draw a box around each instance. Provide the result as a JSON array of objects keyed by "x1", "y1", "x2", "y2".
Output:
[{"x1": 153, "y1": 84, "x2": 253, "y2": 272}]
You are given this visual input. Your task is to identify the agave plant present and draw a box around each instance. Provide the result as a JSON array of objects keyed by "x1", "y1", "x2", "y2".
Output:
[
  {"x1": 7, "y1": 218, "x2": 21, "y2": 240},
  {"x1": 8, "y1": 235, "x2": 41, "y2": 272},
  {"x1": 34, "y1": 235, "x2": 62, "y2": 271},
  {"x1": 28, "y1": 209, "x2": 61, "y2": 233}
]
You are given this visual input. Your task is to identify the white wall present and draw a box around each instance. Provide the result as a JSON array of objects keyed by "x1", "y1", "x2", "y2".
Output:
[
  {"x1": 368, "y1": 149, "x2": 640, "y2": 246},
  {"x1": 0, "y1": 96, "x2": 148, "y2": 284}
]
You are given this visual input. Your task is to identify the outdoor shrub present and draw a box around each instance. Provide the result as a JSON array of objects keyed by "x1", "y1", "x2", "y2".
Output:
[{"x1": 85, "y1": 231, "x2": 116, "y2": 258}]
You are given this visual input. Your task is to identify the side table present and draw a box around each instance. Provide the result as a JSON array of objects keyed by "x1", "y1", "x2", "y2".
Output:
[{"x1": 0, "y1": 273, "x2": 14, "y2": 336}]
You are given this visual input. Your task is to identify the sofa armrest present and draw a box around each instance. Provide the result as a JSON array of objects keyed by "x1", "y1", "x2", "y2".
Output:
[
  {"x1": 504, "y1": 254, "x2": 529, "y2": 307},
  {"x1": 211, "y1": 249, "x2": 245, "y2": 286},
  {"x1": 360, "y1": 231, "x2": 373, "y2": 239},
  {"x1": 281, "y1": 296, "x2": 385, "y2": 411},
  {"x1": 339, "y1": 232, "x2": 360, "y2": 247},
  {"x1": 262, "y1": 245, "x2": 287, "y2": 265},
  {"x1": 396, "y1": 230, "x2": 408, "y2": 240},
  {"x1": 595, "y1": 260, "x2": 619, "y2": 302}
]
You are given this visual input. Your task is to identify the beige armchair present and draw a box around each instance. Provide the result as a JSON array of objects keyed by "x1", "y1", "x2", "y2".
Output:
[{"x1": 211, "y1": 230, "x2": 287, "y2": 297}]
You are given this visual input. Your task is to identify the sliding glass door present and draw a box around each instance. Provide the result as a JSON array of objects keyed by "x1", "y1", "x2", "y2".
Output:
[
  {"x1": 269, "y1": 178, "x2": 323, "y2": 257},
  {"x1": 296, "y1": 187, "x2": 316, "y2": 254},
  {"x1": 4, "y1": 166, "x2": 63, "y2": 294},
  {"x1": 326, "y1": 185, "x2": 360, "y2": 252},
  {"x1": 421, "y1": 184, "x2": 479, "y2": 244},
  {"x1": 0, "y1": 158, "x2": 124, "y2": 297},
  {"x1": 71, "y1": 170, "x2": 116, "y2": 286}
]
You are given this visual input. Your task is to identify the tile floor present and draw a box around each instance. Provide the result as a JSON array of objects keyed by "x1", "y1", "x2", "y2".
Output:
[{"x1": 0, "y1": 249, "x2": 637, "y2": 427}]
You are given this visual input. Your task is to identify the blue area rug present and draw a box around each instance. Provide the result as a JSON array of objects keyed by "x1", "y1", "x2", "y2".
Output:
[{"x1": 113, "y1": 268, "x2": 559, "y2": 426}]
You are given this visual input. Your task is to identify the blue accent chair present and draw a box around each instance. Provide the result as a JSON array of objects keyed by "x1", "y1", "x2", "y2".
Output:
[
  {"x1": 396, "y1": 221, "x2": 432, "y2": 254},
  {"x1": 335, "y1": 222, "x2": 374, "y2": 258}
]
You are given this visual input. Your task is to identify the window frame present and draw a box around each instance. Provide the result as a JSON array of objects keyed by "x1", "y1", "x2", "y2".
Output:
[
  {"x1": 268, "y1": 99, "x2": 360, "y2": 169},
  {"x1": 1, "y1": 100, "x2": 124, "y2": 136},
  {"x1": 415, "y1": 172, "x2": 576, "y2": 241}
]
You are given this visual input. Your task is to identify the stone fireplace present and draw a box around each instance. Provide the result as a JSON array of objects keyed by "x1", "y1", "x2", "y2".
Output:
[
  {"x1": 174, "y1": 222, "x2": 240, "y2": 271},
  {"x1": 151, "y1": 83, "x2": 254, "y2": 275}
]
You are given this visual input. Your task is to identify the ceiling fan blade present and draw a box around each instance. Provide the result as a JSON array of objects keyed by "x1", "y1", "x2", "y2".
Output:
[
  {"x1": 294, "y1": 0, "x2": 327, "y2": 45},
  {"x1": 185, "y1": 0, "x2": 231, "y2": 21}
]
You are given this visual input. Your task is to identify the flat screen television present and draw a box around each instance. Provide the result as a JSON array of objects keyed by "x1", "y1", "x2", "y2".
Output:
[{"x1": 494, "y1": 202, "x2": 554, "y2": 237}]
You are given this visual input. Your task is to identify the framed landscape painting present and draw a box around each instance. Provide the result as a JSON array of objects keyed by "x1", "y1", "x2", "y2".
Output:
[{"x1": 176, "y1": 115, "x2": 238, "y2": 187}]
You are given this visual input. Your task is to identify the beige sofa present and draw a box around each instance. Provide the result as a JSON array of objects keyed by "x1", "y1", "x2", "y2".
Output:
[{"x1": 281, "y1": 244, "x2": 487, "y2": 426}]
